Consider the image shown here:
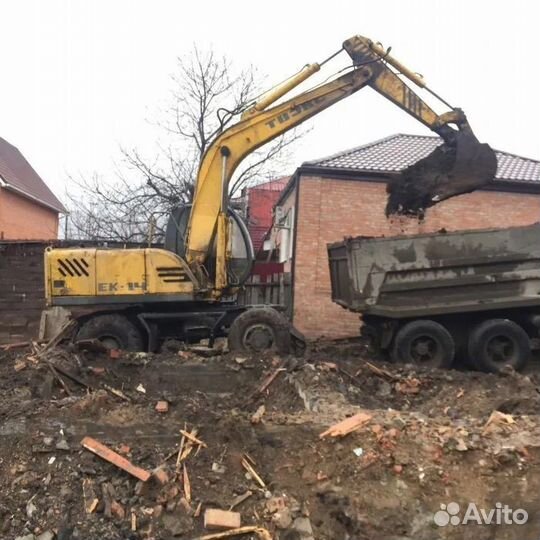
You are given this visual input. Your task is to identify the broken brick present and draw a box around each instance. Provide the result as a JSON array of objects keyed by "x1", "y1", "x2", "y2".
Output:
[
  {"x1": 117, "y1": 444, "x2": 131, "y2": 456},
  {"x1": 152, "y1": 466, "x2": 170, "y2": 485},
  {"x1": 155, "y1": 400, "x2": 169, "y2": 413},
  {"x1": 109, "y1": 349, "x2": 121, "y2": 359},
  {"x1": 111, "y1": 500, "x2": 126, "y2": 520},
  {"x1": 204, "y1": 508, "x2": 241, "y2": 530}
]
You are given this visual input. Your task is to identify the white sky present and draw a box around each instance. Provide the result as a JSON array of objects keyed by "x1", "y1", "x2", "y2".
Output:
[{"x1": 1, "y1": 0, "x2": 539, "y2": 204}]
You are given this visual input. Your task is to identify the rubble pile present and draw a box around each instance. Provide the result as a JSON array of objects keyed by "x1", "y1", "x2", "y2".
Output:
[{"x1": 0, "y1": 338, "x2": 539, "y2": 540}]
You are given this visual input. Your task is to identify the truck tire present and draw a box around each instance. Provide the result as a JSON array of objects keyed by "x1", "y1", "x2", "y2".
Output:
[
  {"x1": 228, "y1": 307, "x2": 291, "y2": 354},
  {"x1": 392, "y1": 320, "x2": 455, "y2": 369},
  {"x1": 76, "y1": 314, "x2": 144, "y2": 351},
  {"x1": 468, "y1": 319, "x2": 530, "y2": 372}
]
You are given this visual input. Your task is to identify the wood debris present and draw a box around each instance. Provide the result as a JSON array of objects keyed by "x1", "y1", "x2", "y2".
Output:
[
  {"x1": 183, "y1": 464, "x2": 191, "y2": 502},
  {"x1": 319, "y1": 411, "x2": 372, "y2": 439},
  {"x1": 81, "y1": 436, "x2": 151, "y2": 482},
  {"x1": 361, "y1": 361, "x2": 398, "y2": 381},
  {"x1": 82, "y1": 478, "x2": 99, "y2": 514},
  {"x1": 241, "y1": 454, "x2": 266, "y2": 488},
  {"x1": 180, "y1": 429, "x2": 207, "y2": 448},
  {"x1": 189, "y1": 526, "x2": 272, "y2": 540},
  {"x1": 249, "y1": 367, "x2": 286, "y2": 400},
  {"x1": 229, "y1": 490, "x2": 253, "y2": 511},
  {"x1": 483, "y1": 410, "x2": 516, "y2": 435},
  {"x1": 37, "y1": 319, "x2": 77, "y2": 357}
]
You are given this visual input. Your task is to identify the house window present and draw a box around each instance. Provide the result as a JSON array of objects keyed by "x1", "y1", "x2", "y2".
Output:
[{"x1": 278, "y1": 208, "x2": 294, "y2": 263}]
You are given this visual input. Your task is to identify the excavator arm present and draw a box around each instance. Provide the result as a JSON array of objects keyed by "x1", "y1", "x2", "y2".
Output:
[{"x1": 184, "y1": 34, "x2": 497, "y2": 295}]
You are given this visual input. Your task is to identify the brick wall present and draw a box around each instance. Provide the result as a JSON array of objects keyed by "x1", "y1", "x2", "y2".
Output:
[
  {"x1": 292, "y1": 176, "x2": 540, "y2": 339},
  {"x1": 0, "y1": 242, "x2": 46, "y2": 343},
  {"x1": 0, "y1": 188, "x2": 59, "y2": 240},
  {"x1": 0, "y1": 240, "x2": 153, "y2": 344}
]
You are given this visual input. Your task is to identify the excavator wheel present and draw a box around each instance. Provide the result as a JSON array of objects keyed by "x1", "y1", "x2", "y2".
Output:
[
  {"x1": 228, "y1": 307, "x2": 292, "y2": 355},
  {"x1": 76, "y1": 314, "x2": 144, "y2": 351}
]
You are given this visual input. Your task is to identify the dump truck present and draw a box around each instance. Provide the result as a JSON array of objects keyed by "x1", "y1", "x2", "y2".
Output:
[
  {"x1": 328, "y1": 223, "x2": 540, "y2": 372},
  {"x1": 43, "y1": 34, "x2": 496, "y2": 354}
]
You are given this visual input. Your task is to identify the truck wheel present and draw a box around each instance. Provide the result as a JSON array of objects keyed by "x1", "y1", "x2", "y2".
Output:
[
  {"x1": 76, "y1": 314, "x2": 144, "y2": 351},
  {"x1": 228, "y1": 307, "x2": 291, "y2": 354},
  {"x1": 468, "y1": 319, "x2": 530, "y2": 372},
  {"x1": 392, "y1": 320, "x2": 455, "y2": 369}
]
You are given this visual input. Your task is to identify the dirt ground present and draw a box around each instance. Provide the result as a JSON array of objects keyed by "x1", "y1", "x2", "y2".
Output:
[{"x1": 0, "y1": 339, "x2": 539, "y2": 540}]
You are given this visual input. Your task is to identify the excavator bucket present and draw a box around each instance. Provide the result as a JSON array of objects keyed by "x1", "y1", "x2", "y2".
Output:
[{"x1": 385, "y1": 126, "x2": 497, "y2": 217}]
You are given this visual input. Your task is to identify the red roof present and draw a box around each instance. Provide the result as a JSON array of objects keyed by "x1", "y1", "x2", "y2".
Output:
[{"x1": 0, "y1": 137, "x2": 66, "y2": 213}]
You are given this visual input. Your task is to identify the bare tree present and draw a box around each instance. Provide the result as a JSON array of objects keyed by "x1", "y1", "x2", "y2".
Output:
[{"x1": 65, "y1": 47, "x2": 303, "y2": 242}]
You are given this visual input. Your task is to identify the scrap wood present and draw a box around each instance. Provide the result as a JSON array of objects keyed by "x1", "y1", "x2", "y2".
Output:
[
  {"x1": 183, "y1": 464, "x2": 191, "y2": 502},
  {"x1": 47, "y1": 360, "x2": 91, "y2": 390},
  {"x1": 249, "y1": 367, "x2": 286, "y2": 399},
  {"x1": 180, "y1": 429, "x2": 207, "y2": 448},
  {"x1": 241, "y1": 455, "x2": 265, "y2": 488},
  {"x1": 81, "y1": 436, "x2": 151, "y2": 482},
  {"x1": 189, "y1": 526, "x2": 272, "y2": 540},
  {"x1": 483, "y1": 410, "x2": 516, "y2": 435},
  {"x1": 176, "y1": 427, "x2": 200, "y2": 470},
  {"x1": 229, "y1": 490, "x2": 253, "y2": 511},
  {"x1": 82, "y1": 478, "x2": 99, "y2": 514},
  {"x1": 319, "y1": 411, "x2": 372, "y2": 439},
  {"x1": 45, "y1": 362, "x2": 73, "y2": 396},
  {"x1": 361, "y1": 361, "x2": 398, "y2": 381},
  {"x1": 1, "y1": 340, "x2": 33, "y2": 351},
  {"x1": 102, "y1": 384, "x2": 130, "y2": 402},
  {"x1": 37, "y1": 319, "x2": 77, "y2": 357}
]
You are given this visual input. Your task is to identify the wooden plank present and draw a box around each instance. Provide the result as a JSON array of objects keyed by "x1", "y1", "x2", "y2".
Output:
[
  {"x1": 81, "y1": 436, "x2": 151, "y2": 481},
  {"x1": 319, "y1": 411, "x2": 372, "y2": 439}
]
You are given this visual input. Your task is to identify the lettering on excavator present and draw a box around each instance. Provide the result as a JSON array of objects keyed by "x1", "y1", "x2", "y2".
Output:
[{"x1": 265, "y1": 96, "x2": 326, "y2": 129}]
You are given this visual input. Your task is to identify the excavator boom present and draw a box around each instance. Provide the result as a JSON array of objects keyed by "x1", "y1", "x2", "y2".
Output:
[
  {"x1": 342, "y1": 36, "x2": 497, "y2": 216},
  {"x1": 183, "y1": 34, "x2": 496, "y2": 293}
]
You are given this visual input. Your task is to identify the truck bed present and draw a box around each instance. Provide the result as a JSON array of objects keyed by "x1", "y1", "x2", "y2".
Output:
[{"x1": 327, "y1": 223, "x2": 540, "y2": 318}]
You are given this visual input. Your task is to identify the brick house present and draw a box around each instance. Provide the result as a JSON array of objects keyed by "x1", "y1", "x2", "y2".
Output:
[
  {"x1": 0, "y1": 137, "x2": 65, "y2": 239},
  {"x1": 271, "y1": 134, "x2": 540, "y2": 339},
  {"x1": 242, "y1": 177, "x2": 288, "y2": 258}
]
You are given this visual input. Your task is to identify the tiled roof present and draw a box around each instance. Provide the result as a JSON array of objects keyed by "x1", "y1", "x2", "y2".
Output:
[
  {"x1": 306, "y1": 134, "x2": 540, "y2": 184},
  {"x1": 0, "y1": 137, "x2": 66, "y2": 212}
]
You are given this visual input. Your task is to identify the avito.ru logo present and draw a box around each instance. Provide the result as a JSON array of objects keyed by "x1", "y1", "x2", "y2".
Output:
[{"x1": 434, "y1": 502, "x2": 528, "y2": 527}]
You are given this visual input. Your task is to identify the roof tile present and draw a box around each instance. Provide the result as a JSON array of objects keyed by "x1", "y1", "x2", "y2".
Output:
[
  {"x1": 0, "y1": 137, "x2": 65, "y2": 212},
  {"x1": 307, "y1": 134, "x2": 540, "y2": 184}
]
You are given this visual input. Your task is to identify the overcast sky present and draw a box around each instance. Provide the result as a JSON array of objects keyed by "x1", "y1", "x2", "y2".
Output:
[{"x1": 2, "y1": 0, "x2": 539, "y2": 204}]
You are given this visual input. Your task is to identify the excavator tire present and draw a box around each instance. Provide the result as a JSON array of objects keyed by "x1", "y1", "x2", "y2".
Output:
[
  {"x1": 228, "y1": 307, "x2": 291, "y2": 355},
  {"x1": 76, "y1": 314, "x2": 144, "y2": 351}
]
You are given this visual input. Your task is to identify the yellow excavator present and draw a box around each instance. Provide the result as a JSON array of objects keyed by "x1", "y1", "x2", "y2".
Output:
[{"x1": 43, "y1": 35, "x2": 497, "y2": 353}]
